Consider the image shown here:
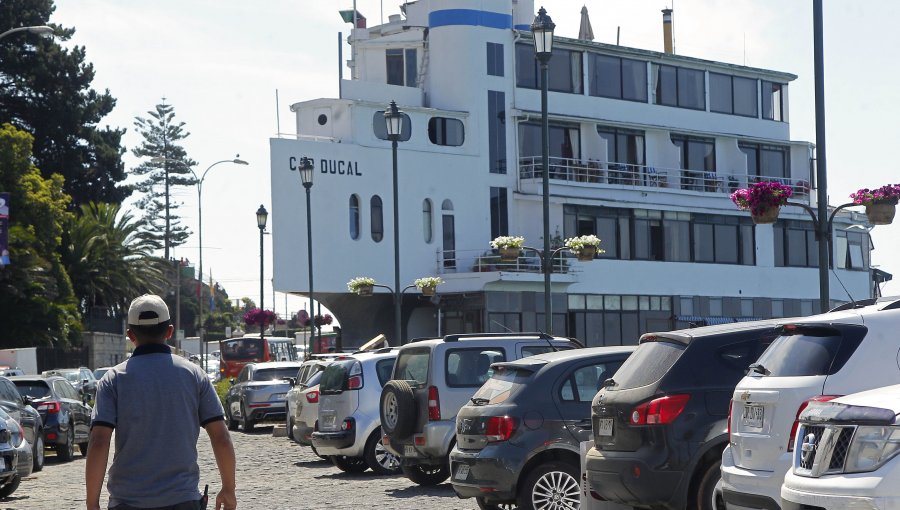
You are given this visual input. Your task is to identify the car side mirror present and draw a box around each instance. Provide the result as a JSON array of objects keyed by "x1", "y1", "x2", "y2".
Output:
[
  {"x1": 82, "y1": 393, "x2": 91, "y2": 405},
  {"x1": 82, "y1": 378, "x2": 90, "y2": 385},
  {"x1": 22, "y1": 395, "x2": 32, "y2": 407},
  {"x1": 229, "y1": 378, "x2": 236, "y2": 386},
  {"x1": 283, "y1": 377, "x2": 296, "y2": 387}
]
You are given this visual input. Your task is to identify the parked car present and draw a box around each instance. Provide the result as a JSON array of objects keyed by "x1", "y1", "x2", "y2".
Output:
[
  {"x1": 781, "y1": 383, "x2": 900, "y2": 510},
  {"x1": 10, "y1": 375, "x2": 92, "y2": 462},
  {"x1": 312, "y1": 348, "x2": 400, "y2": 474},
  {"x1": 286, "y1": 358, "x2": 332, "y2": 448},
  {"x1": 224, "y1": 361, "x2": 304, "y2": 432},
  {"x1": 92, "y1": 367, "x2": 113, "y2": 381},
  {"x1": 585, "y1": 320, "x2": 783, "y2": 510},
  {"x1": 0, "y1": 368, "x2": 24, "y2": 377},
  {"x1": 721, "y1": 299, "x2": 900, "y2": 510},
  {"x1": 41, "y1": 367, "x2": 98, "y2": 399},
  {"x1": 380, "y1": 332, "x2": 581, "y2": 486},
  {"x1": 451, "y1": 346, "x2": 634, "y2": 509},
  {"x1": 0, "y1": 407, "x2": 30, "y2": 498},
  {"x1": 0, "y1": 376, "x2": 43, "y2": 472}
]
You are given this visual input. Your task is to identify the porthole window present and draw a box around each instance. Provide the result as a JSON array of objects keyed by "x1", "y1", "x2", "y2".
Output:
[
  {"x1": 349, "y1": 195, "x2": 360, "y2": 240},
  {"x1": 317, "y1": 114, "x2": 328, "y2": 125},
  {"x1": 423, "y1": 199, "x2": 433, "y2": 243},
  {"x1": 371, "y1": 195, "x2": 384, "y2": 242},
  {"x1": 428, "y1": 117, "x2": 465, "y2": 146}
]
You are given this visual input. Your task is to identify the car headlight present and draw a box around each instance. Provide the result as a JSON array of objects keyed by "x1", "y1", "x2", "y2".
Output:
[{"x1": 844, "y1": 426, "x2": 900, "y2": 473}]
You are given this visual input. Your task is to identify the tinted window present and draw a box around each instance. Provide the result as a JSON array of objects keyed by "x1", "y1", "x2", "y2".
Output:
[
  {"x1": 371, "y1": 195, "x2": 384, "y2": 242},
  {"x1": 221, "y1": 338, "x2": 264, "y2": 362},
  {"x1": 350, "y1": 195, "x2": 360, "y2": 240},
  {"x1": 611, "y1": 340, "x2": 684, "y2": 390},
  {"x1": 0, "y1": 380, "x2": 18, "y2": 402},
  {"x1": 319, "y1": 361, "x2": 351, "y2": 394},
  {"x1": 300, "y1": 370, "x2": 324, "y2": 389},
  {"x1": 55, "y1": 380, "x2": 78, "y2": 400},
  {"x1": 428, "y1": 117, "x2": 464, "y2": 146},
  {"x1": 376, "y1": 359, "x2": 396, "y2": 387},
  {"x1": 394, "y1": 348, "x2": 430, "y2": 385},
  {"x1": 561, "y1": 361, "x2": 624, "y2": 402},
  {"x1": 754, "y1": 333, "x2": 843, "y2": 376},
  {"x1": 486, "y1": 42, "x2": 504, "y2": 76},
  {"x1": 446, "y1": 349, "x2": 506, "y2": 388},
  {"x1": 12, "y1": 381, "x2": 50, "y2": 399},
  {"x1": 471, "y1": 366, "x2": 532, "y2": 405},
  {"x1": 488, "y1": 90, "x2": 506, "y2": 173},
  {"x1": 252, "y1": 368, "x2": 300, "y2": 381},
  {"x1": 733, "y1": 76, "x2": 758, "y2": 117}
]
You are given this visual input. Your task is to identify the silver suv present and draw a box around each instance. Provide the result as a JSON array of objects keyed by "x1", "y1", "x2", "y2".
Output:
[
  {"x1": 379, "y1": 333, "x2": 579, "y2": 486},
  {"x1": 310, "y1": 348, "x2": 400, "y2": 474}
]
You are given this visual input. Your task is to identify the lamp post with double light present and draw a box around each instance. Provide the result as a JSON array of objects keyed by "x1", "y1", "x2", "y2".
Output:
[
  {"x1": 384, "y1": 101, "x2": 404, "y2": 344},
  {"x1": 256, "y1": 205, "x2": 268, "y2": 340},
  {"x1": 531, "y1": 7, "x2": 556, "y2": 332},
  {"x1": 292, "y1": 157, "x2": 316, "y2": 355}
]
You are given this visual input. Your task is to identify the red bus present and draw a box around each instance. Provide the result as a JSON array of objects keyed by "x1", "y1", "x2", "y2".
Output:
[{"x1": 219, "y1": 336, "x2": 298, "y2": 378}]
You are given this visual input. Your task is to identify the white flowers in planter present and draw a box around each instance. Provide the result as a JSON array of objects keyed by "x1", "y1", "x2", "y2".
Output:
[
  {"x1": 564, "y1": 235, "x2": 602, "y2": 252},
  {"x1": 490, "y1": 236, "x2": 525, "y2": 249},
  {"x1": 414, "y1": 276, "x2": 444, "y2": 290},
  {"x1": 347, "y1": 276, "x2": 376, "y2": 293}
]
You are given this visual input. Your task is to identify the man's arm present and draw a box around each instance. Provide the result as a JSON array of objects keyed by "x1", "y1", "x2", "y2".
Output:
[
  {"x1": 204, "y1": 420, "x2": 236, "y2": 510},
  {"x1": 85, "y1": 425, "x2": 113, "y2": 510}
]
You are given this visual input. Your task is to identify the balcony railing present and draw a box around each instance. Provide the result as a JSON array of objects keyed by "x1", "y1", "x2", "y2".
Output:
[
  {"x1": 435, "y1": 248, "x2": 579, "y2": 275},
  {"x1": 518, "y1": 156, "x2": 811, "y2": 198}
]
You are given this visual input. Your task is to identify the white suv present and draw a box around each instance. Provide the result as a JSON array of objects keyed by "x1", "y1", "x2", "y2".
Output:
[
  {"x1": 721, "y1": 298, "x2": 900, "y2": 509},
  {"x1": 781, "y1": 384, "x2": 900, "y2": 509}
]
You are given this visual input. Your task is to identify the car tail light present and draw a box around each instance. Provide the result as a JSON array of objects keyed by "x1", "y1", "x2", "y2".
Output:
[
  {"x1": 485, "y1": 416, "x2": 518, "y2": 442},
  {"x1": 306, "y1": 390, "x2": 319, "y2": 404},
  {"x1": 630, "y1": 394, "x2": 690, "y2": 425},
  {"x1": 36, "y1": 401, "x2": 61, "y2": 414},
  {"x1": 341, "y1": 418, "x2": 354, "y2": 431},
  {"x1": 727, "y1": 399, "x2": 733, "y2": 441},
  {"x1": 787, "y1": 395, "x2": 840, "y2": 452},
  {"x1": 428, "y1": 386, "x2": 441, "y2": 421},
  {"x1": 347, "y1": 362, "x2": 363, "y2": 390}
]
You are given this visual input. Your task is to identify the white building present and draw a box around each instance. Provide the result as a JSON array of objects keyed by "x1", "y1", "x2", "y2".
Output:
[{"x1": 270, "y1": 0, "x2": 875, "y2": 348}]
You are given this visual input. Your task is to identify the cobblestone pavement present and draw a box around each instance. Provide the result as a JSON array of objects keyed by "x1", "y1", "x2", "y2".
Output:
[{"x1": 0, "y1": 425, "x2": 481, "y2": 510}]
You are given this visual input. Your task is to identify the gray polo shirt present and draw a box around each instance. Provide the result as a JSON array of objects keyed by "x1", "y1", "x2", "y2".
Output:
[{"x1": 92, "y1": 343, "x2": 224, "y2": 508}]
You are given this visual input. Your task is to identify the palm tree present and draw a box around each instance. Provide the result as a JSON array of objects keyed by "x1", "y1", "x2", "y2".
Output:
[{"x1": 62, "y1": 202, "x2": 167, "y2": 319}]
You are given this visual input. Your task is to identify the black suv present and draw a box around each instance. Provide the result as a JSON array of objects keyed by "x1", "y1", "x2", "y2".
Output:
[
  {"x1": 451, "y1": 346, "x2": 634, "y2": 510},
  {"x1": 585, "y1": 321, "x2": 781, "y2": 510}
]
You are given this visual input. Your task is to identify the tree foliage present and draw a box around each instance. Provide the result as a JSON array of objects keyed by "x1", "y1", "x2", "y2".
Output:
[
  {"x1": 0, "y1": 124, "x2": 80, "y2": 347},
  {"x1": 131, "y1": 102, "x2": 197, "y2": 259},
  {"x1": 0, "y1": 0, "x2": 129, "y2": 206}
]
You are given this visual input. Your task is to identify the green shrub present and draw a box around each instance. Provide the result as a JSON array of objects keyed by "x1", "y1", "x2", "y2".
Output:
[{"x1": 214, "y1": 379, "x2": 231, "y2": 407}]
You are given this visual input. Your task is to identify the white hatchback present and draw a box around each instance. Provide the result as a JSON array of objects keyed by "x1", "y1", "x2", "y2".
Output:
[{"x1": 781, "y1": 384, "x2": 900, "y2": 509}]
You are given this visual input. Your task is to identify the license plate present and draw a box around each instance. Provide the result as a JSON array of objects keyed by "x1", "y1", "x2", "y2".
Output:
[
  {"x1": 742, "y1": 405, "x2": 764, "y2": 428},
  {"x1": 454, "y1": 464, "x2": 470, "y2": 481},
  {"x1": 596, "y1": 418, "x2": 614, "y2": 436},
  {"x1": 404, "y1": 445, "x2": 417, "y2": 457},
  {"x1": 322, "y1": 414, "x2": 336, "y2": 429}
]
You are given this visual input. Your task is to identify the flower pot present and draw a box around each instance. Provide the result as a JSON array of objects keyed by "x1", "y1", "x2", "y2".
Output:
[
  {"x1": 574, "y1": 245, "x2": 597, "y2": 262},
  {"x1": 751, "y1": 206, "x2": 780, "y2": 225},
  {"x1": 420, "y1": 286, "x2": 436, "y2": 297},
  {"x1": 499, "y1": 247, "x2": 520, "y2": 262},
  {"x1": 866, "y1": 203, "x2": 896, "y2": 225},
  {"x1": 356, "y1": 284, "x2": 373, "y2": 296}
]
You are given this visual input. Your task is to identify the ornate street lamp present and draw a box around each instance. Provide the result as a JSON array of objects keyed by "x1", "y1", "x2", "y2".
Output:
[
  {"x1": 294, "y1": 157, "x2": 316, "y2": 355},
  {"x1": 256, "y1": 204, "x2": 268, "y2": 340},
  {"x1": 384, "y1": 100, "x2": 404, "y2": 344}
]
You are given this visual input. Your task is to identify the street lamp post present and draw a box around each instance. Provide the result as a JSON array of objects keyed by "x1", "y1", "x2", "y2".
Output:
[
  {"x1": 531, "y1": 7, "x2": 556, "y2": 333},
  {"x1": 256, "y1": 205, "x2": 268, "y2": 340},
  {"x1": 292, "y1": 157, "x2": 316, "y2": 356},
  {"x1": 812, "y1": 0, "x2": 830, "y2": 312},
  {"x1": 0, "y1": 25, "x2": 54, "y2": 41},
  {"x1": 384, "y1": 101, "x2": 404, "y2": 344}
]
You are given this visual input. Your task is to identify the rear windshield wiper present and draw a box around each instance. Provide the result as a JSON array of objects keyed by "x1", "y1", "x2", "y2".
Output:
[
  {"x1": 470, "y1": 397, "x2": 490, "y2": 406},
  {"x1": 748, "y1": 363, "x2": 771, "y2": 376}
]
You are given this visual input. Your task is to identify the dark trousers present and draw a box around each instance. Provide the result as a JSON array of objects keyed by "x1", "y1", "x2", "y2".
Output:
[{"x1": 110, "y1": 499, "x2": 203, "y2": 510}]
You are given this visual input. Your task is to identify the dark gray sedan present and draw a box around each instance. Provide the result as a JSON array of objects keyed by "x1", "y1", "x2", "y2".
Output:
[
  {"x1": 224, "y1": 361, "x2": 303, "y2": 432},
  {"x1": 450, "y1": 346, "x2": 634, "y2": 510}
]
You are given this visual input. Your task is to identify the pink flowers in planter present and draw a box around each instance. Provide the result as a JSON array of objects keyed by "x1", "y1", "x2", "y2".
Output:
[
  {"x1": 243, "y1": 308, "x2": 277, "y2": 327},
  {"x1": 300, "y1": 314, "x2": 333, "y2": 328},
  {"x1": 731, "y1": 181, "x2": 793, "y2": 216},
  {"x1": 851, "y1": 184, "x2": 900, "y2": 206}
]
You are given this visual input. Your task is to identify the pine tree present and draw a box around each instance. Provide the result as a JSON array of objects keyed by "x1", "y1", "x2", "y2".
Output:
[{"x1": 131, "y1": 101, "x2": 197, "y2": 259}]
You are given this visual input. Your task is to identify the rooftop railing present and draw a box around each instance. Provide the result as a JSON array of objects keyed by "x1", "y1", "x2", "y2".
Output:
[{"x1": 434, "y1": 248, "x2": 582, "y2": 275}]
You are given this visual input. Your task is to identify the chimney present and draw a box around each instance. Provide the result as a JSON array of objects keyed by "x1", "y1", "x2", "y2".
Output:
[{"x1": 662, "y1": 8, "x2": 674, "y2": 54}]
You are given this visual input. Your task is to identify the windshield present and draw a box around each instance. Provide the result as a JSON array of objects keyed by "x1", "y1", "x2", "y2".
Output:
[
  {"x1": 470, "y1": 367, "x2": 533, "y2": 405},
  {"x1": 252, "y1": 368, "x2": 299, "y2": 382},
  {"x1": 221, "y1": 338, "x2": 264, "y2": 362},
  {"x1": 13, "y1": 381, "x2": 51, "y2": 399},
  {"x1": 753, "y1": 332, "x2": 844, "y2": 376},
  {"x1": 394, "y1": 348, "x2": 430, "y2": 385},
  {"x1": 610, "y1": 340, "x2": 684, "y2": 390}
]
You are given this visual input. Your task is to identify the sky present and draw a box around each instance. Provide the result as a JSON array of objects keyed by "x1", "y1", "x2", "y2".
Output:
[{"x1": 47, "y1": 0, "x2": 900, "y2": 318}]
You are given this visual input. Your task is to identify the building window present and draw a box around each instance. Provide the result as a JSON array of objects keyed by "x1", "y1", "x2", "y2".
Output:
[
  {"x1": 671, "y1": 135, "x2": 716, "y2": 191},
  {"x1": 653, "y1": 64, "x2": 704, "y2": 110},
  {"x1": 761, "y1": 81, "x2": 784, "y2": 121},
  {"x1": 710, "y1": 73, "x2": 758, "y2": 117},
  {"x1": 597, "y1": 126, "x2": 645, "y2": 183},
  {"x1": 442, "y1": 200, "x2": 455, "y2": 269},
  {"x1": 428, "y1": 117, "x2": 465, "y2": 146},
  {"x1": 774, "y1": 220, "x2": 818, "y2": 268},
  {"x1": 633, "y1": 209, "x2": 664, "y2": 261},
  {"x1": 519, "y1": 122, "x2": 580, "y2": 170},
  {"x1": 740, "y1": 142, "x2": 789, "y2": 179},
  {"x1": 386, "y1": 48, "x2": 417, "y2": 87},
  {"x1": 692, "y1": 215, "x2": 754, "y2": 265},
  {"x1": 422, "y1": 199, "x2": 433, "y2": 243},
  {"x1": 489, "y1": 187, "x2": 508, "y2": 241},
  {"x1": 836, "y1": 230, "x2": 870, "y2": 270},
  {"x1": 370, "y1": 195, "x2": 384, "y2": 242},
  {"x1": 486, "y1": 42, "x2": 504, "y2": 76},
  {"x1": 588, "y1": 54, "x2": 647, "y2": 102},
  {"x1": 515, "y1": 43, "x2": 583, "y2": 94},
  {"x1": 488, "y1": 90, "x2": 506, "y2": 174},
  {"x1": 373, "y1": 111, "x2": 412, "y2": 141},
  {"x1": 349, "y1": 194, "x2": 360, "y2": 240}
]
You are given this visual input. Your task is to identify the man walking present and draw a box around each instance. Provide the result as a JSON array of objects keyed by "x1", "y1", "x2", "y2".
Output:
[{"x1": 86, "y1": 294, "x2": 237, "y2": 510}]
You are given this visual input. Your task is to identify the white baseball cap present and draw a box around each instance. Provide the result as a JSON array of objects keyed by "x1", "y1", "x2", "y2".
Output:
[{"x1": 127, "y1": 294, "x2": 171, "y2": 325}]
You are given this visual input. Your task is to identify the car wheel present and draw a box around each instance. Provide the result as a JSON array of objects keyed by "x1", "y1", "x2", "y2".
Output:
[
  {"x1": 56, "y1": 425, "x2": 75, "y2": 462},
  {"x1": 516, "y1": 460, "x2": 580, "y2": 510},
  {"x1": 32, "y1": 434, "x2": 44, "y2": 472},
  {"x1": 286, "y1": 416, "x2": 295, "y2": 441},
  {"x1": 330, "y1": 455, "x2": 369, "y2": 473},
  {"x1": 380, "y1": 380, "x2": 416, "y2": 437},
  {"x1": 0, "y1": 475, "x2": 20, "y2": 498},
  {"x1": 226, "y1": 405, "x2": 238, "y2": 431},
  {"x1": 78, "y1": 441, "x2": 89, "y2": 457},
  {"x1": 696, "y1": 460, "x2": 722, "y2": 510},
  {"x1": 364, "y1": 429, "x2": 400, "y2": 475},
  {"x1": 240, "y1": 402, "x2": 254, "y2": 432},
  {"x1": 401, "y1": 462, "x2": 450, "y2": 486},
  {"x1": 476, "y1": 497, "x2": 516, "y2": 510}
]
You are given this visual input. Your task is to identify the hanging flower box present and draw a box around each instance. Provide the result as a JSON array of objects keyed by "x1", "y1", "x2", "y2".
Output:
[
  {"x1": 414, "y1": 276, "x2": 443, "y2": 297},
  {"x1": 564, "y1": 235, "x2": 604, "y2": 261},
  {"x1": 731, "y1": 181, "x2": 793, "y2": 225},
  {"x1": 851, "y1": 185, "x2": 900, "y2": 225},
  {"x1": 347, "y1": 276, "x2": 376, "y2": 296},
  {"x1": 751, "y1": 206, "x2": 781, "y2": 224},
  {"x1": 490, "y1": 236, "x2": 525, "y2": 262},
  {"x1": 865, "y1": 203, "x2": 896, "y2": 225}
]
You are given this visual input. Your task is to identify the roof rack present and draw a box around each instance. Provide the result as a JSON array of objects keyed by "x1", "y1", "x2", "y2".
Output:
[{"x1": 442, "y1": 332, "x2": 554, "y2": 342}]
